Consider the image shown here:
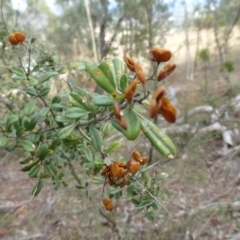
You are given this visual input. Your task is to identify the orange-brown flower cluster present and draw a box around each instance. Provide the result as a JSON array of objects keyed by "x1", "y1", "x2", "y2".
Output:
[
  {"x1": 148, "y1": 47, "x2": 172, "y2": 64},
  {"x1": 149, "y1": 86, "x2": 176, "y2": 123},
  {"x1": 102, "y1": 198, "x2": 113, "y2": 211},
  {"x1": 101, "y1": 151, "x2": 148, "y2": 211},
  {"x1": 101, "y1": 150, "x2": 147, "y2": 188},
  {"x1": 113, "y1": 103, "x2": 127, "y2": 130},
  {"x1": 8, "y1": 32, "x2": 25, "y2": 45}
]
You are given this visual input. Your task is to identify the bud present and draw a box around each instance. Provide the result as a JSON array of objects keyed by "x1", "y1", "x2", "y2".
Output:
[
  {"x1": 124, "y1": 79, "x2": 138, "y2": 102},
  {"x1": 8, "y1": 34, "x2": 18, "y2": 45},
  {"x1": 127, "y1": 160, "x2": 140, "y2": 174},
  {"x1": 148, "y1": 48, "x2": 172, "y2": 63},
  {"x1": 134, "y1": 62, "x2": 146, "y2": 84},
  {"x1": 159, "y1": 97, "x2": 177, "y2": 123},
  {"x1": 149, "y1": 86, "x2": 166, "y2": 118},
  {"x1": 137, "y1": 156, "x2": 148, "y2": 165},
  {"x1": 14, "y1": 32, "x2": 25, "y2": 43},
  {"x1": 132, "y1": 150, "x2": 141, "y2": 161},
  {"x1": 157, "y1": 64, "x2": 176, "y2": 81},
  {"x1": 102, "y1": 198, "x2": 114, "y2": 211},
  {"x1": 124, "y1": 56, "x2": 135, "y2": 72}
]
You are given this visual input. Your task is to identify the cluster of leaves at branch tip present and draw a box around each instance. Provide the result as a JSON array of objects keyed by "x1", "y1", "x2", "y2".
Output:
[{"x1": 1, "y1": 37, "x2": 178, "y2": 220}]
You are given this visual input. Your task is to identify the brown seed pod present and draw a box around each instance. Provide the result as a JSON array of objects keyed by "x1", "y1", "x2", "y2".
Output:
[
  {"x1": 159, "y1": 97, "x2": 177, "y2": 123},
  {"x1": 149, "y1": 86, "x2": 166, "y2": 118},
  {"x1": 124, "y1": 79, "x2": 138, "y2": 102},
  {"x1": 8, "y1": 34, "x2": 19, "y2": 45},
  {"x1": 102, "y1": 198, "x2": 113, "y2": 211},
  {"x1": 127, "y1": 160, "x2": 140, "y2": 175},
  {"x1": 134, "y1": 62, "x2": 146, "y2": 84},
  {"x1": 14, "y1": 32, "x2": 25, "y2": 43},
  {"x1": 157, "y1": 64, "x2": 176, "y2": 81},
  {"x1": 148, "y1": 48, "x2": 172, "y2": 63},
  {"x1": 113, "y1": 103, "x2": 127, "y2": 130},
  {"x1": 132, "y1": 150, "x2": 141, "y2": 161},
  {"x1": 124, "y1": 56, "x2": 135, "y2": 72},
  {"x1": 137, "y1": 156, "x2": 148, "y2": 165}
]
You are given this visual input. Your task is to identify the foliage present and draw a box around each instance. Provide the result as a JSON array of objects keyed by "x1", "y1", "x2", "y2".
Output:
[{"x1": 0, "y1": 17, "x2": 178, "y2": 219}]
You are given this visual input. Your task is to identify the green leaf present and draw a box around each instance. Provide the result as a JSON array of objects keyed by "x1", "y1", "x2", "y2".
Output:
[
  {"x1": 105, "y1": 141, "x2": 121, "y2": 153},
  {"x1": 26, "y1": 87, "x2": 38, "y2": 96},
  {"x1": 0, "y1": 135, "x2": 7, "y2": 147},
  {"x1": 134, "y1": 105, "x2": 146, "y2": 113},
  {"x1": 51, "y1": 103, "x2": 64, "y2": 112},
  {"x1": 16, "y1": 126, "x2": 25, "y2": 137},
  {"x1": 39, "y1": 107, "x2": 50, "y2": 117},
  {"x1": 84, "y1": 148, "x2": 93, "y2": 162},
  {"x1": 6, "y1": 114, "x2": 19, "y2": 125},
  {"x1": 131, "y1": 198, "x2": 140, "y2": 205},
  {"x1": 147, "y1": 179, "x2": 153, "y2": 189},
  {"x1": 10, "y1": 66, "x2": 25, "y2": 76},
  {"x1": 57, "y1": 125, "x2": 75, "y2": 139},
  {"x1": 39, "y1": 87, "x2": 51, "y2": 96},
  {"x1": 52, "y1": 95, "x2": 62, "y2": 104},
  {"x1": 109, "y1": 187, "x2": 122, "y2": 199},
  {"x1": 76, "y1": 61, "x2": 86, "y2": 70},
  {"x1": 32, "y1": 179, "x2": 44, "y2": 196},
  {"x1": 112, "y1": 57, "x2": 124, "y2": 82},
  {"x1": 92, "y1": 94, "x2": 115, "y2": 106},
  {"x1": 112, "y1": 108, "x2": 141, "y2": 140},
  {"x1": 39, "y1": 72, "x2": 58, "y2": 84},
  {"x1": 24, "y1": 99, "x2": 37, "y2": 116},
  {"x1": 44, "y1": 163, "x2": 53, "y2": 176},
  {"x1": 29, "y1": 77, "x2": 38, "y2": 86},
  {"x1": 49, "y1": 139, "x2": 62, "y2": 150},
  {"x1": 28, "y1": 164, "x2": 40, "y2": 178},
  {"x1": 156, "y1": 172, "x2": 169, "y2": 180},
  {"x1": 89, "y1": 126, "x2": 102, "y2": 151},
  {"x1": 6, "y1": 114, "x2": 19, "y2": 131},
  {"x1": 29, "y1": 113, "x2": 39, "y2": 130},
  {"x1": 20, "y1": 161, "x2": 39, "y2": 172},
  {"x1": 65, "y1": 107, "x2": 89, "y2": 119},
  {"x1": 92, "y1": 176, "x2": 105, "y2": 184},
  {"x1": 36, "y1": 143, "x2": 49, "y2": 160},
  {"x1": 84, "y1": 61, "x2": 116, "y2": 95},
  {"x1": 102, "y1": 122, "x2": 113, "y2": 138},
  {"x1": 145, "y1": 211, "x2": 155, "y2": 221},
  {"x1": 151, "y1": 202, "x2": 161, "y2": 210},
  {"x1": 119, "y1": 74, "x2": 128, "y2": 92},
  {"x1": 140, "y1": 119, "x2": 177, "y2": 158},
  {"x1": 18, "y1": 139, "x2": 35, "y2": 152}
]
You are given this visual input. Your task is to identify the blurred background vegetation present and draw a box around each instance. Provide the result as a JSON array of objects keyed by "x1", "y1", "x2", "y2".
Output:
[{"x1": 0, "y1": 0, "x2": 240, "y2": 239}]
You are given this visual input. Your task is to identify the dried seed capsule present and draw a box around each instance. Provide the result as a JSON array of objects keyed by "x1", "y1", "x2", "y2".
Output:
[
  {"x1": 8, "y1": 34, "x2": 18, "y2": 45},
  {"x1": 137, "y1": 156, "x2": 148, "y2": 165},
  {"x1": 134, "y1": 62, "x2": 146, "y2": 84},
  {"x1": 102, "y1": 198, "x2": 113, "y2": 211},
  {"x1": 124, "y1": 79, "x2": 138, "y2": 102},
  {"x1": 14, "y1": 32, "x2": 25, "y2": 43},
  {"x1": 157, "y1": 64, "x2": 176, "y2": 81},
  {"x1": 149, "y1": 86, "x2": 166, "y2": 118},
  {"x1": 148, "y1": 48, "x2": 172, "y2": 63},
  {"x1": 132, "y1": 150, "x2": 141, "y2": 161},
  {"x1": 124, "y1": 56, "x2": 135, "y2": 72},
  {"x1": 158, "y1": 97, "x2": 177, "y2": 123},
  {"x1": 127, "y1": 160, "x2": 140, "y2": 174}
]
